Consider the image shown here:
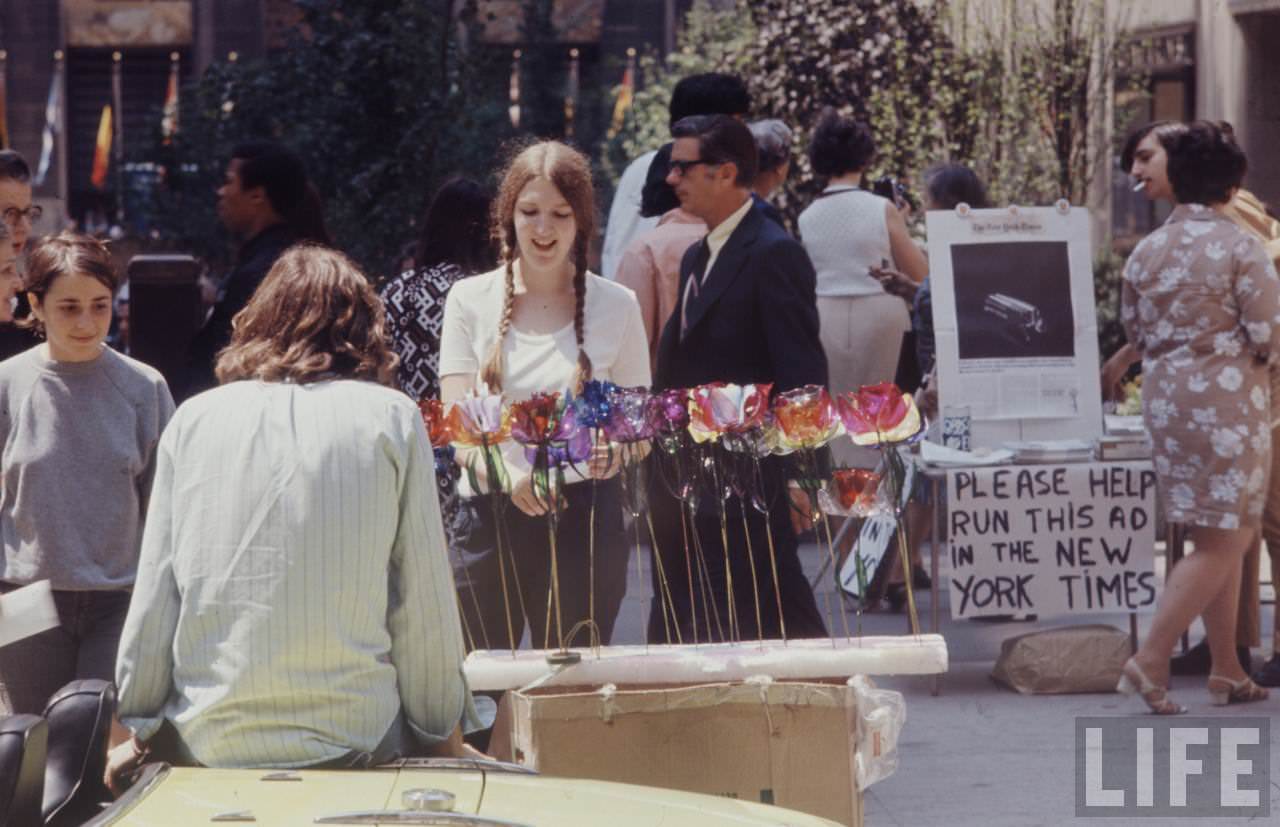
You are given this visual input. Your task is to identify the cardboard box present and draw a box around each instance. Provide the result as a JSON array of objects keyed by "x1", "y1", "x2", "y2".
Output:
[{"x1": 502, "y1": 681, "x2": 863, "y2": 827}]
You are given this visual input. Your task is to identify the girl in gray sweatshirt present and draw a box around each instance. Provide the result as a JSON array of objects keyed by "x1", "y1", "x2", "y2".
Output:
[{"x1": 0, "y1": 231, "x2": 174, "y2": 715}]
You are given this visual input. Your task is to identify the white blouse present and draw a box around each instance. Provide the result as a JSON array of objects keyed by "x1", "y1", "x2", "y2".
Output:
[{"x1": 438, "y1": 266, "x2": 651, "y2": 491}]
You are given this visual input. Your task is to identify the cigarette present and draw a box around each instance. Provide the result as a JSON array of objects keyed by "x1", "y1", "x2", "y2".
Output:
[{"x1": 1132, "y1": 180, "x2": 1147, "y2": 193}]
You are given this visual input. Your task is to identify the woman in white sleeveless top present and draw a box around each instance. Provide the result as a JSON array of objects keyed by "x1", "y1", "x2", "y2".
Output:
[{"x1": 797, "y1": 108, "x2": 927, "y2": 468}]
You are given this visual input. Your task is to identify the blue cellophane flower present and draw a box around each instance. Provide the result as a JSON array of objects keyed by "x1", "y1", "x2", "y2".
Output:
[{"x1": 571, "y1": 379, "x2": 618, "y2": 430}]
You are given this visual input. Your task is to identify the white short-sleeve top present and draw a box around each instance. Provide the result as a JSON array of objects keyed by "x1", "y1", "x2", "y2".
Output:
[
  {"x1": 797, "y1": 186, "x2": 892, "y2": 298},
  {"x1": 438, "y1": 266, "x2": 652, "y2": 490}
]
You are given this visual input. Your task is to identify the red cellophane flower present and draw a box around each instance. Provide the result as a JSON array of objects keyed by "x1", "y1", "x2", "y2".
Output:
[
  {"x1": 836, "y1": 382, "x2": 922, "y2": 446},
  {"x1": 509, "y1": 392, "x2": 567, "y2": 446},
  {"x1": 418, "y1": 399, "x2": 454, "y2": 449},
  {"x1": 831, "y1": 468, "x2": 881, "y2": 516}
]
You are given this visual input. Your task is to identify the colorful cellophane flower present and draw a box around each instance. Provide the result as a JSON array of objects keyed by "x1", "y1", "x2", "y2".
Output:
[
  {"x1": 688, "y1": 382, "x2": 773, "y2": 443},
  {"x1": 830, "y1": 468, "x2": 882, "y2": 517},
  {"x1": 541, "y1": 427, "x2": 592, "y2": 467},
  {"x1": 417, "y1": 398, "x2": 454, "y2": 449},
  {"x1": 446, "y1": 392, "x2": 510, "y2": 446},
  {"x1": 837, "y1": 382, "x2": 922, "y2": 446},
  {"x1": 653, "y1": 388, "x2": 691, "y2": 435},
  {"x1": 572, "y1": 380, "x2": 618, "y2": 429},
  {"x1": 605, "y1": 385, "x2": 657, "y2": 443},
  {"x1": 722, "y1": 410, "x2": 779, "y2": 458},
  {"x1": 772, "y1": 384, "x2": 843, "y2": 451},
  {"x1": 509, "y1": 392, "x2": 567, "y2": 446},
  {"x1": 510, "y1": 392, "x2": 590, "y2": 469}
]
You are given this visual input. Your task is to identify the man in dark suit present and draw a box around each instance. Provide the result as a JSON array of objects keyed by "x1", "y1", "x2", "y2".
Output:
[{"x1": 647, "y1": 114, "x2": 829, "y2": 644}]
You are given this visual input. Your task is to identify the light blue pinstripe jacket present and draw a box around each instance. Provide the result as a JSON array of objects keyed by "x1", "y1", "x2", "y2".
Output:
[{"x1": 116, "y1": 379, "x2": 471, "y2": 768}]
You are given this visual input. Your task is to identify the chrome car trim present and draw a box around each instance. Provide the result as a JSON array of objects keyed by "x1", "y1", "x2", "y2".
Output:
[
  {"x1": 375, "y1": 757, "x2": 536, "y2": 775},
  {"x1": 82, "y1": 762, "x2": 172, "y2": 826},
  {"x1": 403, "y1": 787, "x2": 457, "y2": 811},
  {"x1": 314, "y1": 813, "x2": 532, "y2": 825}
]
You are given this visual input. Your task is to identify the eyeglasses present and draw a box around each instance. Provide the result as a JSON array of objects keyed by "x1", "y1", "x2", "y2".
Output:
[
  {"x1": 2, "y1": 206, "x2": 42, "y2": 225},
  {"x1": 668, "y1": 159, "x2": 715, "y2": 177}
]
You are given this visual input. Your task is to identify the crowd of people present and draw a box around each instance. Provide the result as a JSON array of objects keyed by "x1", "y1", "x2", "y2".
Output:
[{"x1": 0, "y1": 68, "x2": 1276, "y2": 790}]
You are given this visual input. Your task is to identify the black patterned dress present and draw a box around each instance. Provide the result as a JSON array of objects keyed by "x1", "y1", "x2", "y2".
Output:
[{"x1": 380, "y1": 263, "x2": 475, "y2": 543}]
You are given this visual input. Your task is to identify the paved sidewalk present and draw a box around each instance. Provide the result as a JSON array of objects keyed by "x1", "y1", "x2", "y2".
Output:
[{"x1": 609, "y1": 539, "x2": 1280, "y2": 826}]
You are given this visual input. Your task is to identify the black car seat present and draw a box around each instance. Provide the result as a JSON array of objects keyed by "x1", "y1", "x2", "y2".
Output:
[
  {"x1": 41, "y1": 680, "x2": 116, "y2": 827},
  {"x1": 0, "y1": 714, "x2": 48, "y2": 827}
]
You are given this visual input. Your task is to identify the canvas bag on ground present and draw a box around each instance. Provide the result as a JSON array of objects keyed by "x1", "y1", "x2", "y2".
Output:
[{"x1": 990, "y1": 624, "x2": 1130, "y2": 694}]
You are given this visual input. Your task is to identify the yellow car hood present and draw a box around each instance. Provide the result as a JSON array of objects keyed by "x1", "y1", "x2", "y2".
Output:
[{"x1": 90, "y1": 760, "x2": 840, "y2": 826}]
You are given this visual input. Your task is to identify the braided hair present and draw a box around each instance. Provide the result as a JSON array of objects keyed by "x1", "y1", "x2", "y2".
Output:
[{"x1": 481, "y1": 141, "x2": 595, "y2": 394}]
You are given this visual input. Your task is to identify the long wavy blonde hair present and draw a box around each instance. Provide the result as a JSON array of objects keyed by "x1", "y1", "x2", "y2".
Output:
[{"x1": 215, "y1": 244, "x2": 398, "y2": 385}]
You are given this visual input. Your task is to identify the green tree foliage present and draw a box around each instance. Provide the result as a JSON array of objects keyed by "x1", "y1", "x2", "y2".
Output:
[
  {"x1": 949, "y1": 0, "x2": 1127, "y2": 207},
  {"x1": 141, "y1": 0, "x2": 511, "y2": 278},
  {"x1": 602, "y1": 0, "x2": 973, "y2": 223},
  {"x1": 600, "y1": 0, "x2": 756, "y2": 184},
  {"x1": 604, "y1": 0, "x2": 1132, "y2": 221},
  {"x1": 601, "y1": 0, "x2": 1134, "y2": 354},
  {"x1": 745, "y1": 0, "x2": 956, "y2": 219}
]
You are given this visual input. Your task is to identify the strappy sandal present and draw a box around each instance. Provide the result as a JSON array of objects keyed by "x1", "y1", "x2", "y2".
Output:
[
  {"x1": 1207, "y1": 674, "x2": 1269, "y2": 707},
  {"x1": 1117, "y1": 657, "x2": 1186, "y2": 715}
]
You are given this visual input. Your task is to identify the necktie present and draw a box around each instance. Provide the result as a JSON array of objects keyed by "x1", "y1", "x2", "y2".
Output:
[{"x1": 680, "y1": 240, "x2": 711, "y2": 340}]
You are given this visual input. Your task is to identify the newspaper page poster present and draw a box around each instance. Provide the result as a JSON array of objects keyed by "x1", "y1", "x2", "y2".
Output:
[
  {"x1": 945, "y1": 461, "x2": 1158, "y2": 619},
  {"x1": 927, "y1": 206, "x2": 1104, "y2": 448}
]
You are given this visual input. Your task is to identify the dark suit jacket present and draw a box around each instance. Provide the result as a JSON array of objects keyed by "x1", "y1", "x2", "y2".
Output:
[
  {"x1": 648, "y1": 200, "x2": 830, "y2": 642},
  {"x1": 751, "y1": 192, "x2": 787, "y2": 233},
  {"x1": 655, "y1": 199, "x2": 827, "y2": 393}
]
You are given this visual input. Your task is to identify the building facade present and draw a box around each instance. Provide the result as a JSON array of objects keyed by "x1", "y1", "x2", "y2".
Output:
[
  {"x1": 1114, "y1": 0, "x2": 1280, "y2": 244},
  {"x1": 0, "y1": 0, "x2": 301, "y2": 227},
  {"x1": 0, "y1": 0, "x2": 681, "y2": 229}
]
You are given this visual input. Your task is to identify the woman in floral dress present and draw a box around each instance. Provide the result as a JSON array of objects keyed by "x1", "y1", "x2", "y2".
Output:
[{"x1": 1118, "y1": 121, "x2": 1278, "y2": 713}]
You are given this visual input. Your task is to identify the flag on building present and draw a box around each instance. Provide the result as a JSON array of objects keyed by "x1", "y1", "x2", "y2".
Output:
[
  {"x1": 34, "y1": 58, "x2": 64, "y2": 186},
  {"x1": 90, "y1": 105, "x2": 112, "y2": 189},
  {"x1": 508, "y1": 49, "x2": 521, "y2": 130},
  {"x1": 609, "y1": 50, "x2": 636, "y2": 138},
  {"x1": 0, "y1": 87, "x2": 9, "y2": 150},
  {"x1": 161, "y1": 55, "x2": 179, "y2": 143},
  {"x1": 0, "y1": 51, "x2": 9, "y2": 149}
]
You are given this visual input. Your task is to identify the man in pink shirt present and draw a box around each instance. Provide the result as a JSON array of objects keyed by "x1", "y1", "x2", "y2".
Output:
[{"x1": 614, "y1": 207, "x2": 706, "y2": 366}]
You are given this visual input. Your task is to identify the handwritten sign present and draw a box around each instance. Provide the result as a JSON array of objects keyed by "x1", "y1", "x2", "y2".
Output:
[
  {"x1": 840, "y1": 513, "x2": 895, "y2": 598},
  {"x1": 945, "y1": 461, "x2": 1158, "y2": 618}
]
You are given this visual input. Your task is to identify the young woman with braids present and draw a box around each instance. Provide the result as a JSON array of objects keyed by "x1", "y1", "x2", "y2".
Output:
[{"x1": 438, "y1": 141, "x2": 651, "y2": 650}]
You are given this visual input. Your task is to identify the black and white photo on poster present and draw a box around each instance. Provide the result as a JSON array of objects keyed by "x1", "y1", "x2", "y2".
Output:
[
  {"x1": 926, "y1": 206, "x2": 1103, "y2": 445},
  {"x1": 950, "y1": 241, "x2": 1076, "y2": 361}
]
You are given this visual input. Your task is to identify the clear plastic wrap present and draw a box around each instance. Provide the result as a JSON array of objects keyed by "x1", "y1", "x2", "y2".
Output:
[{"x1": 850, "y1": 674, "x2": 905, "y2": 790}]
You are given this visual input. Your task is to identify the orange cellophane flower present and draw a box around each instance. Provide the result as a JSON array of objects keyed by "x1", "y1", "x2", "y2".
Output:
[
  {"x1": 446, "y1": 392, "x2": 511, "y2": 446},
  {"x1": 772, "y1": 384, "x2": 843, "y2": 451}
]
